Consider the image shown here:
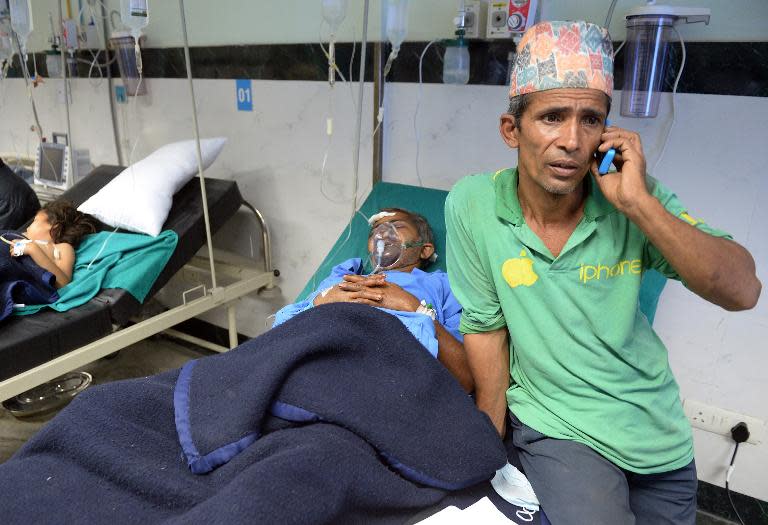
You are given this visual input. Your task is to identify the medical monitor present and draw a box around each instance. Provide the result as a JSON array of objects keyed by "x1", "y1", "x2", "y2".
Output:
[{"x1": 34, "y1": 141, "x2": 70, "y2": 190}]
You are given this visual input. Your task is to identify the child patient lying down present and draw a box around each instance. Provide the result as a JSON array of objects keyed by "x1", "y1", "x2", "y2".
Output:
[{"x1": 4, "y1": 201, "x2": 99, "y2": 289}]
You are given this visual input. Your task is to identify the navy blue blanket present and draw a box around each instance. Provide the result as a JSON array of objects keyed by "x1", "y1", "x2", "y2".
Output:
[
  {"x1": 0, "y1": 230, "x2": 58, "y2": 322},
  {"x1": 0, "y1": 303, "x2": 506, "y2": 524}
]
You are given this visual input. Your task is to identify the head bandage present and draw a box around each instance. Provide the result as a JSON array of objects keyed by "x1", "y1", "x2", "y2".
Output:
[
  {"x1": 509, "y1": 20, "x2": 614, "y2": 99},
  {"x1": 367, "y1": 211, "x2": 396, "y2": 225}
]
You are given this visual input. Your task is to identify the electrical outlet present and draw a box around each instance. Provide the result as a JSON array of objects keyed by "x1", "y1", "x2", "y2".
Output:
[{"x1": 682, "y1": 399, "x2": 765, "y2": 445}]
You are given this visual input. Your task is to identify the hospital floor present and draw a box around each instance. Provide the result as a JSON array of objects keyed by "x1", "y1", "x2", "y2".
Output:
[{"x1": 0, "y1": 336, "x2": 741, "y2": 525}]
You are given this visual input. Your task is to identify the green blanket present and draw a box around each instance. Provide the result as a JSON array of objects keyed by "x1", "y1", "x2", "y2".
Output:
[{"x1": 15, "y1": 230, "x2": 178, "y2": 315}]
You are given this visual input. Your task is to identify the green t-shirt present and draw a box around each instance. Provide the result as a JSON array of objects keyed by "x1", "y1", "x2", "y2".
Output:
[{"x1": 445, "y1": 168, "x2": 732, "y2": 474}]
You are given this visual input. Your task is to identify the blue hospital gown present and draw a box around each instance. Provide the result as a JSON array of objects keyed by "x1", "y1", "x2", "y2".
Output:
[{"x1": 273, "y1": 258, "x2": 463, "y2": 358}]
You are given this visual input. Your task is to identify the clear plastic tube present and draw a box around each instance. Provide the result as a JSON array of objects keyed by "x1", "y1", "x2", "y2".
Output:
[{"x1": 620, "y1": 15, "x2": 674, "y2": 118}]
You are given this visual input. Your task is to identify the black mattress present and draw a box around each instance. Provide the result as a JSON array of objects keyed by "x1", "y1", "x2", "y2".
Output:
[{"x1": 0, "y1": 165, "x2": 243, "y2": 381}]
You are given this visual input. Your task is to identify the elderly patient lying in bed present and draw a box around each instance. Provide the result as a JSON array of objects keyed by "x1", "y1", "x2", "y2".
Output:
[{"x1": 274, "y1": 207, "x2": 473, "y2": 392}]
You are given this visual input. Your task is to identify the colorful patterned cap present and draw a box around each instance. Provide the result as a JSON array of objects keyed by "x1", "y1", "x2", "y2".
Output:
[{"x1": 509, "y1": 20, "x2": 614, "y2": 99}]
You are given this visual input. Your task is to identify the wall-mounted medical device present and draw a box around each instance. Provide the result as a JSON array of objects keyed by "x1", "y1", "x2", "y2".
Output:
[
  {"x1": 34, "y1": 133, "x2": 91, "y2": 190},
  {"x1": 621, "y1": 4, "x2": 710, "y2": 118},
  {"x1": 459, "y1": 1, "x2": 487, "y2": 40},
  {"x1": 487, "y1": 0, "x2": 538, "y2": 39}
]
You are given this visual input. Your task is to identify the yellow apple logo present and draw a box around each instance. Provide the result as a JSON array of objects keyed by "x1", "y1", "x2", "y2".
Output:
[
  {"x1": 679, "y1": 212, "x2": 700, "y2": 226},
  {"x1": 502, "y1": 249, "x2": 538, "y2": 288}
]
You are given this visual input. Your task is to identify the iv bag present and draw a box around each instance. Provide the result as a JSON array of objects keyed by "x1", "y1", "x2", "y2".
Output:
[
  {"x1": 8, "y1": 0, "x2": 32, "y2": 57},
  {"x1": 620, "y1": 15, "x2": 674, "y2": 118},
  {"x1": 385, "y1": 0, "x2": 409, "y2": 51},
  {"x1": 321, "y1": 0, "x2": 347, "y2": 36},
  {"x1": 120, "y1": 0, "x2": 149, "y2": 38}
]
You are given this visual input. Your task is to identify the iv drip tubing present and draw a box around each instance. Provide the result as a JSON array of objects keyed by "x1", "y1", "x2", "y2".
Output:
[
  {"x1": 413, "y1": 39, "x2": 439, "y2": 188},
  {"x1": 350, "y1": 0, "x2": 369, "y2": 233},
  {"x1": 650, "y1": 25, "x2": 686, "y2": 176},
  {"x1": 179, "y1": 0, "x2": 218, "y2": 290},
  {"x1": 59, "y1": 0, "x2": 73, "y2": 188},
  {"x1": 101, "y1": 0, "x2": 123, "y2": 165},
  {"x1": 11, "y1": 32, "x2": 43, "y2": 142}
]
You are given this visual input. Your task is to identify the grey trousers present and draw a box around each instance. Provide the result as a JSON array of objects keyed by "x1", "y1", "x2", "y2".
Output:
[{"x1": 509, "y1": 413, "x2": 697, "y2": 525}]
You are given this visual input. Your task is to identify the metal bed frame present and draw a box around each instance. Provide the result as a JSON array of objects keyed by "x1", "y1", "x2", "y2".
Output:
[{"x1": 0, "y1": 196, "x2": 279, "y2": 403}]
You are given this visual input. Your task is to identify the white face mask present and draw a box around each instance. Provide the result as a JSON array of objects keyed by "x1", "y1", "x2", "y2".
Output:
[
  {"x1": 490, "y1": 462, "x2": 540, "y2": 512},
  {"x1": 368, "y1": 221, "x2": 425, "y2": 272}
]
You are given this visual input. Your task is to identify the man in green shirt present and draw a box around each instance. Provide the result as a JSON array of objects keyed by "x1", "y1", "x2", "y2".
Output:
[{"x1": 445, "y1": 20, "x2": 761, "y2": 525}]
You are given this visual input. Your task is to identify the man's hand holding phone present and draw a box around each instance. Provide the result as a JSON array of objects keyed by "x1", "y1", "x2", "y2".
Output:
[{"x1": 590, "y1": 122, "x2": 652, "y2": 217}]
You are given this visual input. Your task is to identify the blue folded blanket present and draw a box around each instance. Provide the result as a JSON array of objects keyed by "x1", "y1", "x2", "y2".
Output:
[
  {"x1": 0, "y1": 303, "x2": 507, "y2": 524},
  {"x1": 176, "y1": 302, "x2": 506, "y2": 490},
  {"x1": 0, "y1": 230, "x2": 58, "y2": 322}
]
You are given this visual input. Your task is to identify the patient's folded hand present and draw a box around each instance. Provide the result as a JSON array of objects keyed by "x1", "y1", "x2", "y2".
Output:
[
  {"x1": 338, "y1": 276, "x2": 420, "y2": 313},
  {"x1": 313, "y1": 278, "x2": 384, "y2": 307}
]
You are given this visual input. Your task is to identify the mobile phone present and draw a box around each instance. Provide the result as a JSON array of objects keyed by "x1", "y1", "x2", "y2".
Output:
[{"x1": 596, "y1": 119, "x2": 616, "y2": 176}]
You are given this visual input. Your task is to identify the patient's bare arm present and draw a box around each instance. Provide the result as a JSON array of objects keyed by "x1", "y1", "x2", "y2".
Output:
[
  {"x1": 434, "y1": 322, "x2": 473, "y2": 392},
  {"x1": 10, "y1": 241, "x2": 75, "y2": 289}
]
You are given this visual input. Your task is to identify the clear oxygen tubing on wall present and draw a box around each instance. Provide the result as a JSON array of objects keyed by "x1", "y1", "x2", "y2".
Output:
[
  {"x1": 178, "y1": 0, "x2": 218, "y2": 290},
  {"x1": 57, "y1": 0, "x2": 74, "y2": 188},
  {"x1": 648, "y1": 24, "x2": 685, "y2": 177},
  {"x1": 100, "y1": 0, "x2": 123, "y2": 166},
  {"x1": 306, "y1": 0, "x2": 371, "y2": 296},
  {"x1": 412, "y1": 38, "x2": 440, "y2": 188},
  {"x1": 319, "y1": 0, "x2": 359, "y2": 205},
  {"x1": 349, "y1": 0, "x2": 369, "y2": 245}
]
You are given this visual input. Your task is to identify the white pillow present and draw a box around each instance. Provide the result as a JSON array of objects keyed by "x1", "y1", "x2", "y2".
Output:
[{"x1": 78, "y1": 137, "x2": 227, "y2": 236}]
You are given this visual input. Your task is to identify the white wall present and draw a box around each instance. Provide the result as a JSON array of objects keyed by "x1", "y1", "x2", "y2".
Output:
[
  {"x1": 19, "y1": 0, "x2": 768, "y2": 54},
  {"x1": 0, "y1": 75, "x2": 373, "y2": 334}
]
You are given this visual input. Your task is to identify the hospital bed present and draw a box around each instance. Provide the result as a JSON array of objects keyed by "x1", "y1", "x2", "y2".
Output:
[
  {"x1": 0, "y1": 165, "x2": 278, "y2": 403},
  {"x1": 0, "y1": 180, "x2": 667, "y2": 523},
  {"x1": 300, "y1": 180, "x2": 668, "y2": 524}
]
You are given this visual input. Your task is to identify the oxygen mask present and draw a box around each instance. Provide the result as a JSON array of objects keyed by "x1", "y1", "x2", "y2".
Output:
[{"x1": 368, "y1": 221, "x2": 424, "y2": 273}]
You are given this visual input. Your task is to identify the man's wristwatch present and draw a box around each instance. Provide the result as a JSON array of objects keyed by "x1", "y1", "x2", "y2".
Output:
[{"x1": 416, "y1": 299, "x2": 436, "y2": 320}]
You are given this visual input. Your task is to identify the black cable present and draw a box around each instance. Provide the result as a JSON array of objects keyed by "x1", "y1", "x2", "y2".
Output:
[{"x1": 725, "y1": 437, "x2": 746, "y2": 525}]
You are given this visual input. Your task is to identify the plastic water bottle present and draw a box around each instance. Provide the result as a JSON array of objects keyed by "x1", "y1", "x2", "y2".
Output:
[
  {"x1": 8, "y1": 0, "x2": 33, "y2": 59},
  {"x1": 443, "y1": 37, "x2": 470, "y2": 84}
]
